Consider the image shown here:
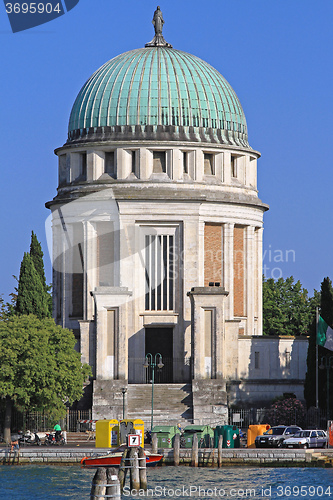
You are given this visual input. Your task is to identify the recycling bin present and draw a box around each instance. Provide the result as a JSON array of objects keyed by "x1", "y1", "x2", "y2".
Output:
[
  {"x1": 247, "y1": 424, "x2": 271, "y2": 448},
  {"x1": 183, "y1": 425, "x2": 214, "y2": 448},
  {"x1": 95, "y1": 419, "x2": 119, "y2": 448},
  {"x1": 151, "y1": 425, "x2": 180, "y2": 448},
  {"x1": 119, "y1": 419, "x2": 145, "y2": 448}
]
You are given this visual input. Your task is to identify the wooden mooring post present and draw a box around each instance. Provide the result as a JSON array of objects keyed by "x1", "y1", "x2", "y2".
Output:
[
  {"x1": 138, "y1": 446, "x2": 147, "y2": 490},
  {"x1": 191, "y1": 433, "x2": 198, "y2": 467},
  {"x1": 218, "y1": 434, "x2": 223, "y2": 467},
  {"x1": 152, "y1": 432, "x2": 158, "y2": 454},
  {"x1": 174, "y1": 433, "x2": 180, "y2": 466},
  {"x1": 129, "y1": 448, "x2": 140, "y2": 491},
  {"x1": 90, "y1": 467, "x2": 121, "y2": 500}
]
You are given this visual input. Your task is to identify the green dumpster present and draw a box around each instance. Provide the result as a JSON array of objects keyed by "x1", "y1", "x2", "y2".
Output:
[
  {"x1": 214, "y1": 425, "x2": 240, "y2": 448},
  {"x1": 183, "y1": 425, "x2": 214, "y2": 448},
  {"x1": 151, "y1": 425, "x2": 180, "y2": 448}
]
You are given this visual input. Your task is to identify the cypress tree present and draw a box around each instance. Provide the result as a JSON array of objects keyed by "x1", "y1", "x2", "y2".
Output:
[
  {"x1": 30, "y1": 231, "x2": 47, "y2": 291},
  {"x1": 15, "y1": 253, "x2": 49, "y2": 319},
  {"x1": 304, "y1": 278, "x2": 333, "y2": 411},
  {"x1": 29, "y1": 231, "x2": 52, "y2": 316}
]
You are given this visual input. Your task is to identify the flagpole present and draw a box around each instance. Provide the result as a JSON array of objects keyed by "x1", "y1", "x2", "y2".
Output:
[{"x1": 316, "y1": 306, "x2": 319, "y2": 408}]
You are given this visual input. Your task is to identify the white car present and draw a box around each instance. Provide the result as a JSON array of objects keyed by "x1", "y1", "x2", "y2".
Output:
[{"x1": 282, "y1": 430, "x2": 327, "y2": 449}]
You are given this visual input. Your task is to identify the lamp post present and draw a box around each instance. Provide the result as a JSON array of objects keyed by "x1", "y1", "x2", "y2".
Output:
[
  {"x1": 319, "y1": 356, "x2": 333, "y2": 421},
  {"x1": 143, "y1": 353, "x2": 164, "y2": 431},
  {"x1": 121, "y1": 387, "x2": 127, "y2": 420}
]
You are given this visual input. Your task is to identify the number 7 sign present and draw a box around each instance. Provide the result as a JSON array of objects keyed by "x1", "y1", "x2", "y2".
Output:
[{"x1": 128, "y1": 434, "x2": 141, "y2": 447}]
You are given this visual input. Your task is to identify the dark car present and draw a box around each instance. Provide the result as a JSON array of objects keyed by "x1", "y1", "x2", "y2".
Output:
[{"x1": 255, "y1": 425, "x2": 302, "y2": 448}]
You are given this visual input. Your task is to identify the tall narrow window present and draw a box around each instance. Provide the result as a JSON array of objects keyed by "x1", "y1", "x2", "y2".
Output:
[
  {"x1": 153, "y1": 151, "x2": 166, "y2": 173},
  {"x1": 231, "y1": 155, "x2": 237, "y2": 177},
  {"x1": 80, "y1": 153, "x2": 87, "y2": 180},
  {"x1": 59, "y1": 155, "x2": 67, "y2": 186},
  {"x1": 145, "y1": 234, "x2": 174, "y2": 311},
  {"x1": 131, "y1": 151, "x2": 136, "y2": 174},
  {"x1": 105, "y1": 152, "x2": 115, "y2": 177},
  {"x1": 204, "y1": 153, "x2": 214, "y2": 175},
  {"x1": 183, "y1": 152, "x2": 188, "y2": 174},
  {"x1": 96, "y1": 222, "x2": 113, "y2": 286},
  {"x1": 254, "y1": 351, "x2": 260, "y2": 369},
  {"x1": 71, "y1": 224, "x2": 84, "y2": 318}
]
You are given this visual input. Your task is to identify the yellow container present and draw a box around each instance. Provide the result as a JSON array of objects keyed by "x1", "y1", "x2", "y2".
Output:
[
  {"x1": 95, "y1": 419, "x2": 119, "y2": 448},
  {"x1": 119, "y1": 419, "x2": 144, "y2": 448},
  {"x1": 247, "y1": 424, "x2": 271, "y2": 448}
]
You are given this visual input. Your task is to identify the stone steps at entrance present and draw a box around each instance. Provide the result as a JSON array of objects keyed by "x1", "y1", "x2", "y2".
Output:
[{"x1": 127, "y1": 383, "x2": 193, "y2": 427}]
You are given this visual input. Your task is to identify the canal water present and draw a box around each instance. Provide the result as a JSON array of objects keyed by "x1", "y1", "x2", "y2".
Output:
[{"x1": 1, "y1": 465, "x2": 333, "y2": 499}]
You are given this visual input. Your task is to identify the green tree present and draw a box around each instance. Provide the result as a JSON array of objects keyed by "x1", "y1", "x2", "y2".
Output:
[
  {"x1": 263, "y1": 276, "x2": 313, "y2": 336},
  {"x1": 0, "y1": 315, "x2": 91, "y2": 442},
  {"x1": 15, "y1": 253, "x2": 50, "y2": 319},
  {"x1": 304, "y1": 277, "x2": 333, "y2": 410},
  {"x1": 30, "y1": 231, "x2": 52, "y2": 316}
]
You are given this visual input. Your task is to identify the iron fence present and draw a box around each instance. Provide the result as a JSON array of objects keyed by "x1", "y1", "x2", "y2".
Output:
[
  {"x1": 228, "y1": 407, "x2": 328, "y2": 430},
  {"x1": 1, "y1": 409, "x2": 92, "y2": 433}
]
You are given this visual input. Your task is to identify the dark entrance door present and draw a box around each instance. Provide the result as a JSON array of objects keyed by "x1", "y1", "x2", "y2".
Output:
[{"x1": 145, "y1": 327, "x2": 173, "y2": 383}]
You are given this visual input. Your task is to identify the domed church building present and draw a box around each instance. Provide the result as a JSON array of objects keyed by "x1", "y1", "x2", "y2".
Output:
[{"x1": 47, "y1": 8, "x2": 308, "y2": 425}]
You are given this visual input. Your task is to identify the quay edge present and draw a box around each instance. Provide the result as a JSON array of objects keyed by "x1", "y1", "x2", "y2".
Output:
[{"x1": 0, "y1": 448, "x2": 333, "y2": 467}]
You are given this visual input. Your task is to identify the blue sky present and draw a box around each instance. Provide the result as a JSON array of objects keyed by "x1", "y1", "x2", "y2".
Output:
[{"x1": 1, "y1": 0, "x2": 332, "y2": 301}]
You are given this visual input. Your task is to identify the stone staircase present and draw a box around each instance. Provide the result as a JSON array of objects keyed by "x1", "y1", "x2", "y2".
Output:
[{"x1": 127, "y1": 383, "x2": 193, "y2": 427}]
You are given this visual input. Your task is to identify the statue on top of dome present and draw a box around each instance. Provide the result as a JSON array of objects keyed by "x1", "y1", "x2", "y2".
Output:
[
  {"x1": 152, "y1": 6, "x2": 164, "y2": 35},
  {"x1": 145, "y1": 6, "x2": 172, "y2": 48}
]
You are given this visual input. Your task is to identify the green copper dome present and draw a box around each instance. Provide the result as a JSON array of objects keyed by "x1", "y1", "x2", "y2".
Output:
[{"x1": 68, "y1": 47, "x2": 249, "y2": 147}]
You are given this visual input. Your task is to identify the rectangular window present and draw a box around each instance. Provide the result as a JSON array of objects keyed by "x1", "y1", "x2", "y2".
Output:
[
  {"x1": 71, "y1": 223, "x2": 84, "y2": 319},
  {"x1": 254, "y1": 351, "x2": 260, "y2": 369},
  {"x1": 153, "y1": 151, "x2": 166, "y2": 173},
  {"x1": 59, "y1": 155, "x2": 67, "y2": 186},
  {"x1": 145, "y1": 234, "x2": 174, "y2": 311},
  {"x1": 285, "y1": 351, "x2": 291, "y2": 369},
  {"x1": 80, "y1": 153, "x2": 87, "y2": 180},
  {"x1": 96, "y1": 222, "x2": 113, "y2": 286},
  {"x1": 204, "y1": 153, "x2": 214, "y2": 175},
  {"x1": 131, "y1": 151, "x2": 136, "y2": 174},
  {"x1": 105, "y1": 152, "x2": 115, "y2": 177},
  {"x1": 231, "y1": 155, "x2": 237, "y2": 177},
  {"x1": 183, "y1": 151, "x2": 188, "y2": 174}
]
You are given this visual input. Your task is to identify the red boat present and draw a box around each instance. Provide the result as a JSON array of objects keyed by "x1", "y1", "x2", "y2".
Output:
[{"x1": 81, "y1": 446, "x2": 163, "y2": 468}]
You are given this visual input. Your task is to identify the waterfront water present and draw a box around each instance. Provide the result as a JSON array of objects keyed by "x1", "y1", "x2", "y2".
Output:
[{"x1": 1, "y1": 466, "x2": 333, "y2": 500}]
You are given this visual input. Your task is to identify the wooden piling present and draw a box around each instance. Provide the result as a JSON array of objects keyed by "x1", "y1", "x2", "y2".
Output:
[
  {"x1": 174, "y1": 433, "x2": 180, "y2": 466},
  {"x1": 118, "y1": 448, "x2": 129, "y2": 491},
  {"x1": 106, "y1": 468, "x2": 121, "y2": 500},
  {"x1": 90, "y1": 468, "x2": 106, "y2": 500},
  {"x1": 138, "y1": 446, "x2": 147, "y2": 490},
  {"x1": 129, "y1": 447, "x2": 140, "y2": 491},
  {"x1": 218, "y1": 434, "x2": 223, "y2": 467},
  {"x1": 191, "y1": 433, "x2": 198, "y2": 467},
  {"x1": 152, "y1": 432, "x2": 158, "y2": 454}
]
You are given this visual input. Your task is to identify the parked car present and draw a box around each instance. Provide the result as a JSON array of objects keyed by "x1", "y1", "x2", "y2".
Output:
[
  {"x1": 255, "y1": 425, "x2": 302, "y2": 448},
  {"x1": 282, "y1": 430, "x2": 327, "y2": 449}
]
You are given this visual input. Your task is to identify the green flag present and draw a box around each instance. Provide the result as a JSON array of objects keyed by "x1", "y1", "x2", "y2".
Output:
[{"x1": 317, "y1": 316, "x2": 333, "y2": 351}]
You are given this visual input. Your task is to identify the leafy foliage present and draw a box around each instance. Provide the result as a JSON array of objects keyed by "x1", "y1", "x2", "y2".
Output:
[
  {"x1": 15, "y1": 253, "x2": 50, "y2": 319},
  {"x1": 0, "y1": 315, "x2": 91, "y2": 419},
  {"x1": 265, "y1": 397, "x2": 306, "y2": 427},
  {"x1": 263, "y1": 276, "x2": 314, "y2": 336},
  {"x1": 304, "y1": 277, "x2": 333, "y2": 410}
]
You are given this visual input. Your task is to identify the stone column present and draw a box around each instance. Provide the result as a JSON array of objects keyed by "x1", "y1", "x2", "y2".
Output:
[
  {"x1": 187, "y1": 286, "x2": 228, "y2": 379},
  {"x1": 246, "y1": 226, "x2": 255, "y2": 336},
  {"x1": 256, "y1": 228, "x2": 263, "y2": 336},
  {"x1": 223, "y1": 223, "x2": 234, "y2": 320}
]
